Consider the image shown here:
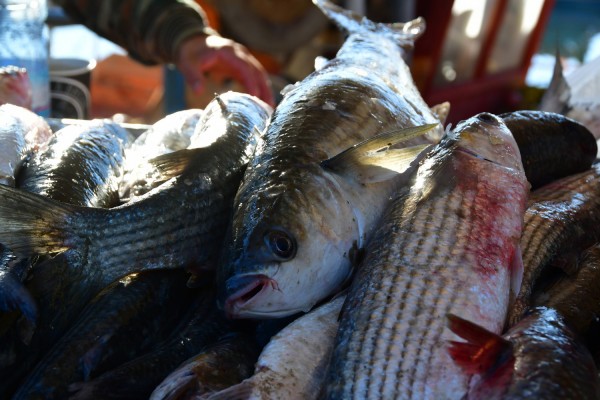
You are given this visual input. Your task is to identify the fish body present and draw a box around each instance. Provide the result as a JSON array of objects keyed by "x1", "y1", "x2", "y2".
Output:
[
  {"x1": 120, "y1": 108, "x2": 203, "y2": 200},
  {"x1": 150, "y1": 332, "x2": 261, "y2": 400},
  {"x1": 533, "y1": 243, "x2": 600, "y2": 337},
  {"x1": 17, "y1": 119, "x2": 129, "y2": 208},
  {"x1": 218, "y1": 0, "x2": 443, "y2": 319},
  {"x1": 0, "y1": 103, "x2": 52, "y2": 186},
  {"x1": 205, "y1": 295, "x2": 345, "y2": 400},
  {"x1": 0, "y1": 92, "x2": 271, "y2": 287},
  {"x1": 322, "y1": 113, "x2": 528, "y2": 399},
  {"x1": 11, "y1": 269, "x2": 195, "y2": 400},
  {"x1": 68, "y1": 290, "x2": 234, "y2": 400},
  {"x1": 448, "y1": 308, "x2": 600, "y2": 400},
  {"x1": 508, "y1": 162, "x2": 600, "y2": 326},
  {"x1": 500, "y1": 110, "x2": 597, "y2": 189}
]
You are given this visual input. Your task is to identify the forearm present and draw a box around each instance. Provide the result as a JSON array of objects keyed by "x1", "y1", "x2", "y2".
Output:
[{"x1": 54, "y1": 0, "x2": 208, "y2": 65}]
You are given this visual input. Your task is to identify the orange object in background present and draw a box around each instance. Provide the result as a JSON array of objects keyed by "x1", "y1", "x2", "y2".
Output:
[
  {"x1": 412, "y1": 0, "x2": 556, "y2": 125},
  {"x1": 90, "y1": 54, "x2": 163, "y2": 122}
]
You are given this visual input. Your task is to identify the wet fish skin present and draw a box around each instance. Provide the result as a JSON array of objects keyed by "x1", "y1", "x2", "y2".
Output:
[
  {"x1": 11, "y1": 269, "x2": 195, "y2": 400},
  {"x1": 0, "y1": 92, "x2": 271, "y2": 286},
  {"x1": 508, "y1": 162, "x2": 600, "y2": 327},
  {"x1": 0, "y1": 103, "x2": 52, "y2": 186},
  {"x1": 16, "y1": 119, "x2": 130, "y2": 208},
  {"x1": 533, "y1": 243, "x2": 600, "y2": 337},
  {"x1": 120, "y1": 108, "x2": 203, "y2": 200},
  {"x1": 448, "y1": 308, "x2": 600, "y2": 400},
  {"x1": 67, "y1": 289, "x2": 235, "y2": 400},
  {"x1": 500, "y1": 110, "x2": 597, "y2": 189},
  {"x1": 321, "y1": 113, "x2": 528, "y2": 399},
  {"x1": 218, "y1": 0, "x2": 443, "y2": 319},
  {"x1": 207, "y1": 295, "x2": 345, "y2": 400},
  {"x1": 150, "y1": 332, "x2": 261, "y2": 400}
]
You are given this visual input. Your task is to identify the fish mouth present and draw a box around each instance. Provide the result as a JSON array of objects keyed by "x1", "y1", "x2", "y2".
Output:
[
  {"x1": 456, "y1": 146, "x2": 502, "y2": 167},
  {"x1": 223, "y1": 274, "x2": 279, "y2": 318}
]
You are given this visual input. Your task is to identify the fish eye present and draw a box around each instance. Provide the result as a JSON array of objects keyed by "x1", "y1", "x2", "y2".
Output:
[{"x1": 264, "y1": 229, "x2": 296, "y2": 261}]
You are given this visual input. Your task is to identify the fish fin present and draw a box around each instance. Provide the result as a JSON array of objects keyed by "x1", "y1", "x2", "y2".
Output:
[
  {"x1": 539, "y1": 49, "x2": 571, "y2": 114},
  {"x1": 0, "y1": 185, "x2": 79, "y2": 256},
  {"x1": 149, "y1": 148, "x2": 211, "y2": 178},
  {"x1": 150, "y1": 368, "x2": 198, "y2": 400},
  {"x1": 321, "y1": 124, "x2": 436, "y2": 184},
  {"x1": 431, "y1": 101, "x2": 451, "y2": 126},
  {"x1": 446, "y1": 313, "x2": 513, "y2": 375},
  {"x1": 509, "y1": 245, "x2": 524, "y2": 312},
  {"x1": 206, "y1": 380, "x2": 254, "y2": 400},
  {"x1": 313, "y1": 0, "x2": 425, "y2": 48}
]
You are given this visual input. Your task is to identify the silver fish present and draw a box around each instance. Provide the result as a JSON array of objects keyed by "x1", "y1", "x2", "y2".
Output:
[
  {"x1": 217, "y1": 0, "x2": 443, "y2": 319},
  {"x1": 321, "y1": 113, "x2": 528, "y2": 399},
  {"x1": 207, "y1": 295, "x2": 345, "y2": 400},
  {"x1": 0, "y1": 103, "x2": 52, "y2": 186}
]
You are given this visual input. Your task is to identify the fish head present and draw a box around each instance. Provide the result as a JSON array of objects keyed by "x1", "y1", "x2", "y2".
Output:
[
  {"x1": 453, "y1": 112, "x2": 523, "y2": 172},
  {"x1": 217, "y1": 165, "x2": 359, "y2": 319}
]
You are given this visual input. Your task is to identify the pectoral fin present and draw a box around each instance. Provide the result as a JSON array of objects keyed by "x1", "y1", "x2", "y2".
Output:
[
  {"x1": 321, "y1": 124, "x2": 437, "y2": 184},
  {"x1": 446, "y1": 313, "x2": 513, "y2": 375}
]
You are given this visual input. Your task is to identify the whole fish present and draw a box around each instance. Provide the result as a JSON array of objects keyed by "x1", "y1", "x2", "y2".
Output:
[
  {"x1": 217, "y1": 0, "x2": 444, "y2": 319},
  {"x1": 205, "y1": 294, "x2": 345, "y2": 400},
  {"x1": 448, "y1": 308, "x2": 600, "y2": 399},
  {"x1": 11, "y1": 269, "x2": 196, "y2": 400},
  {"x1": 150, "y1": 332, "x2": 261, "y2": 400},
  {"x1": 508, "y1": 162, "x2": 600, "y2": 327},
  {"x1": 16, "y1": 119, "x2": 129, "y2": 208},
  {"x1": 499, "y1": 110, "x2": 597, "y2": 189},
  {"x1": 68, "y1": 289, "x2": 235, "y2": 400},
  {"x1": 0, "y1": 103, "x2": 53, "y2": 186},
  {"x1": 0, "y1": 92, "x2": 271, "y2": 289},
  {"x1": 321, "y1": 113, "x2": 529, "y2": 399},
  {"x1": 120, "y1": 108, "x2": 203, "y2": 200}
]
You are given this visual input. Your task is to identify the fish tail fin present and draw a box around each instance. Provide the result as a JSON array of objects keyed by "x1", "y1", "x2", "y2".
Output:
[
  {"x1": 0, "y1": 185, "x2": 81, "y2": 256},
  {"x1": 313, "y1": 0, "x2": 425, "y2": 48},
  {"x1": 446, "y1": 313, "x2": 513, "y2": 375},
  {"x1": 539, "y1": 49, "x2": 571, "y2": 113}
]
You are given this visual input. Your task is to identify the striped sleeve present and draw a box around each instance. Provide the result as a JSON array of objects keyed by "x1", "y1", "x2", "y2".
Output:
[{"x1": 54, "y1": 0, "x2": 208, "y2": 65}]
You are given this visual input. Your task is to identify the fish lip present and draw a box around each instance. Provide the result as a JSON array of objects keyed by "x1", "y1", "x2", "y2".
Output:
[{"x1": 223, "y1": 274, "x2": 279, "y2": 318}]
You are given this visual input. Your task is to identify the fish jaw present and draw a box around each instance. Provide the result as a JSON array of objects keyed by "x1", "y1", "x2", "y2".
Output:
[{"x1": 221, "y1": 237, "x2": 354, "y2": 319}]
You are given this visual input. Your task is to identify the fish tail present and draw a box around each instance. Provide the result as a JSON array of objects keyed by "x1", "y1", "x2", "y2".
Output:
[
  {"x1": 0, "y1": 185, "x2": 81, "y2": 256},
  {"x1": 313, "y1": 0, "x2": 425, "y2": 47}
]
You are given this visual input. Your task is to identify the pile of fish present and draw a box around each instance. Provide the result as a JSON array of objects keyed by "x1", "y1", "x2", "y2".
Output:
[{"x1": 0, "y1": 1, "x2": 599, "y2": 399}]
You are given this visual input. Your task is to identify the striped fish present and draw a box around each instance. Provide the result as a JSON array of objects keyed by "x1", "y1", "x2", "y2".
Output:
[
  {"x1": 508, "y1": 161, "x2": 600, "y2": 327},
  {"x1": 322, "y1": 113, "x2": 529, "y2": 399}
]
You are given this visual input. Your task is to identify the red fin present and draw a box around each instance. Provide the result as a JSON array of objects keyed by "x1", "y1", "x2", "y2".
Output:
[{"x1": 446, "y1": 314, "x2": 512, "y2": 375}]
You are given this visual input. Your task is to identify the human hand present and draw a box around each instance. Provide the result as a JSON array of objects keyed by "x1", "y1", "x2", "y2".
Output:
[{"x1": 176, "y1": 34, "x2": 274, "y2": 106}]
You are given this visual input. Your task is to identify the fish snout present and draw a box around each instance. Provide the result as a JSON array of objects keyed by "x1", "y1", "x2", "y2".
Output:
[
  {"x1": 477, "y1": 112, "x2": 502, "y2": 126},
  {"x1": 221, "y1": 274, "x2": 278, "y2": 318}
]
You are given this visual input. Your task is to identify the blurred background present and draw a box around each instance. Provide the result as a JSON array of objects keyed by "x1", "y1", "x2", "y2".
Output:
[{"x1": 47, "y1": 0, "x2": 600, "y2": 125}]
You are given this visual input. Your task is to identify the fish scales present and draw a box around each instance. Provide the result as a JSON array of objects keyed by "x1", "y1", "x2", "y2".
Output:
[
  {"x1": 323, "y1": 114, "x2": 528, "y2": 399},
  {"x1": 509, "y1": 162, "x2": 600, "y2": 326},
  {"x1": 218, "y1": 1, "x2": 443, "y2": 319},
  {"x1": 0, "y1": 92, "x2": 271, "y2": 290}
]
